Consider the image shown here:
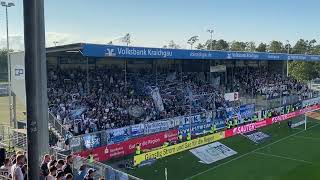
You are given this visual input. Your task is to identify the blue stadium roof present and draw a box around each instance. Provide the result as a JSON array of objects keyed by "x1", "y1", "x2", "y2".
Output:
[{"x1": 46, "y1": 43, "x2": 320, "y2": 61}]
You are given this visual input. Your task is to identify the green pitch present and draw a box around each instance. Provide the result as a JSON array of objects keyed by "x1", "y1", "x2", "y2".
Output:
[
  {"x1": 128, "y1": 117, "x2": 320, "y2": 180},
  {"x1": 0, "y1": 96, "x2": 26, "y2": 125}
]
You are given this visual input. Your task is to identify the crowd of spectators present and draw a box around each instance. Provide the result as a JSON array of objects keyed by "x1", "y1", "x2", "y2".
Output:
[
  {"x1": 0, "y1": 151, "x2": 27, "y2": 180},
  {"x1": 232, "y1": 67, "x2": 312, "y2": 100},
  {"x1": 39, "y1": 154, "x2": 101, "y2": 180},
  {"x1": 47, "y1": 67, "x2": 313, "y2": 137}
]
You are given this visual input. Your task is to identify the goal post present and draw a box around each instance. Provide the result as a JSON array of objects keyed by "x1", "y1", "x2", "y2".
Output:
[
  {"x1": 305, "y1": 114, "x2": 307, "y2": 130},
  {"x1": 291, "y1": 109, "x2": 320, "y2": 130}
]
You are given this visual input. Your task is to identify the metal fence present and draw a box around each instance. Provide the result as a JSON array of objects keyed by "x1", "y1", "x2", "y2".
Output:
[
  {"x1": 0, "y1": 125, "x2": 26, "y2": 151},
  {"x1": 48, "y1": 111, "x2": 68, "y2": 139},
  {"x1": 49, "y1": 149, "x2": 142, "y2": 180}
]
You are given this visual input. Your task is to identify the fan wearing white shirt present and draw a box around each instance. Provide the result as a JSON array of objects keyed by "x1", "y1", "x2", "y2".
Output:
[{"x1": 10, "y1": 154, "x2": 25, "y2": 180}]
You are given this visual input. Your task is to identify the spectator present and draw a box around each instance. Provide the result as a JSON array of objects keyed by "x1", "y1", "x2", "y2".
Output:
[
  {"x1": 55, "y1": 171, "x2": 65, "y2": 180},
  {"x1": 84, "y1": 168, "x2": 95, "y2": 180},
  {"x1": 56, "y1": 159, "x2": 64, "y2": 172},
  {"x1": 22, "y1": 164, "x2": 27, "y2": 180},
  {"x1": 1, "y1": 158, "x2": 11, "y2": 169},
  {"x1": 40, "y1": 154, "x2": 51, "y2": 177},
  {"x1": 75, "y1": 164, "x2": 87, "y2": 180},
  {"x1": 62, "y1": 155, "x2": 73, "y2": 175},
  {"x1": 65, "y1": 173, "x2": 73, "y2": 180},
  {"x1": 0, "y1": 158, "x2": 11, "y2": 177},
  {"x1": 46, "y1": 166, "x2": 57, "y2": 180},
  {"x1": 10, "y1": 154, "x2": 25, "y2": 180},
  {"x1": 48, "y1": 160, "x2": 57, "y2": 170}
]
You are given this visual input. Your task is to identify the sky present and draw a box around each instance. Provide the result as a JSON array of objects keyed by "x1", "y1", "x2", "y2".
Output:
[{"x1": 0, "y1": 0, "x2": 320, "y2": 50}]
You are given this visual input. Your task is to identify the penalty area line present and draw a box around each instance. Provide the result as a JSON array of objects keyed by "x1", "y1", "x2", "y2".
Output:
[{"x1": 253, "y1": 151, "x2": 312, "y2": 164}]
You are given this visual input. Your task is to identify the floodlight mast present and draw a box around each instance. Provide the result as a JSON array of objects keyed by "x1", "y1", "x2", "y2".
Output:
[
  {"x1": 1, "y1": 1, "x2": 15, "y2": 128},
  {"x1": 207, "y1": 29, "x2": 214, "y2": 50}
]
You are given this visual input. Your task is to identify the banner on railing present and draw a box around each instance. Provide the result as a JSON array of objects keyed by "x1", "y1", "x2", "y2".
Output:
[
  {"x1": 226, "y1": 107, "x2": 239, "y2": 119},
  {"x1": 302, "y1": 97, "x2": 320, "y2": 107},
  {"x1": 75, "y1": 129, "x2": 178, "y2": 162},
  {"x1": 131, "y1": 124, "x2": 145, "y2": 137},
  {"x1": 106, "y1": 126, "x2": 131, "y2": 145},
  {"x1": 224, "y1": 92, "x2": 239, "y2": 102},
  {"x1": 179, "y1": 112, "x2": 223, "y2": 136},
  {"x1": 144, "y1": 120, "x2": 175, "y2": 135},
  {"x1": 70, "y1": 137, "x2": 81, "y2": 148},
  {"x1": 239, "y1": 104, "x2": 255, "y2": 121},
  {"x1": 191, "y1": 122, "x2": 213, "y2": 135},
  {"x1": 83, "y1": 133, "x2": 102, "y2": 149}
]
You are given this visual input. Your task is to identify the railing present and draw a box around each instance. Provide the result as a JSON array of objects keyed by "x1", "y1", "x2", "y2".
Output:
[
  {"x1": 48, "y1": 111, "x2": 68, "y2": 139},
  {"x1": 0, "y1": 125, "x2": 27, "y2": 151},
  {"x1": 240, "y1": 92, "x2": 317, "y2": 111},
  {"x1": 50, "y1": 149, "x2": 143, "y2": 180}
]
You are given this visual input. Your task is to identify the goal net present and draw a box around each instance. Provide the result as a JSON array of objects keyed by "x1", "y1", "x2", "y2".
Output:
[{"x1": 291, "y1": 110, "x2": 320, "y2": 130}]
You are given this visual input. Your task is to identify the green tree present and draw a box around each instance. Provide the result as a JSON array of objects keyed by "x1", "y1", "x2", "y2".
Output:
[
  {"x1": 0, "y1": 49, "x2": 8, "y2": 73},
  {"x1": 289, "y1": 61, "x2": 318, "y2": 82},
  {"x1": 215, "y1": 39, "x2": 229, "y2": 51},
  {"x1": 246, "y1": 41, "x2": 256, "y2": 52},
  {"x1": 291, "y1": 39, "x2": 317, "y2": 54},
  {"x1": 187, "y1": 36, "x2": 199, "y2": 49},
  {"x1": 310, "y1": 45, "x2": 320, "y2": 55},
  {"x1": 195, "y1": 43, "x2": 206, "y2": 50},
  {"x1": 268, "y1": 41, "x2": 285, "y2": 53},
  {"x1": 164, "y1": 40, "x2": 180, "y2": 49},
  {"x1": 256, "y1": 43, "x2": 267, "y2": 52},
  {"x1": 229, "y1": 41, "x2": 247, "y2": 51},
  {"x1": 206, "y1": 39, "x2": 216, "y2": 50}
]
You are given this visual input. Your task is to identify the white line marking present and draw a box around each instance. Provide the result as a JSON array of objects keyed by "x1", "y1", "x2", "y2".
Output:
[
  {"x1": 184, "y1": 123, "x2": 320, "y2": 180},
  {"x1": 294, "y1": 136, "x2": 320, "y2": 141},
  {"x1": 253, "y1": 151, "x2": 312, "y2": 164},
  {"x1": 292, "y1": 127, "x2": 305, "y2": 130}
]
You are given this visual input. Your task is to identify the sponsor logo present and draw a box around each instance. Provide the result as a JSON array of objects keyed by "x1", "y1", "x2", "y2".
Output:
[
  {"x1": 15, "y1": 68, "x2": 24, "y2": 76},
  {"x1": 272, "y1": 116, "x2": 283, "y2": 123},
  {"x1": 104, "y1": 147, "x2": 109, "y2": 154},
  {"x1": 227, "y1": 53, "x2": 232, "y2": 59},
  {"x1": 255, "y1": 120, "x2": 267, "y2": 128},
  {"x1": 233, "y1": 123, "x2": 255, "y2": 134},
  {"x1": 190, "y1": 142, "x2": 237, "y2": 164},
  {"x1": 14, "y1": 65, "x2": 25, "y2": 80},
  {"x1": 105, "y1": 48, "x2": 116, "y2": 57},
  {"x1": 245, "y1": 131, "x2": 270, "y2": 144}
]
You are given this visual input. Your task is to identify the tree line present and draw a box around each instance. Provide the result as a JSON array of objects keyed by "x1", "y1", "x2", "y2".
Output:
[{"x1": 163, "y1": 39, "x2": 320, "y2": 82}]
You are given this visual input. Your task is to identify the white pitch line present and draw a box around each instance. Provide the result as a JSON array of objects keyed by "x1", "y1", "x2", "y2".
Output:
[
  {"x1": 294, "y1": 135, "x2": 320, "y2": 141},
  {"x1": 253, "y1": 151, "x2": 312, "y2": 164},
  {"x1": 184, "y1": 123, "x2": 320, "y2": 180},
  {"x1": 293, "y1": 127, "x2": 305, "y2": 130}
]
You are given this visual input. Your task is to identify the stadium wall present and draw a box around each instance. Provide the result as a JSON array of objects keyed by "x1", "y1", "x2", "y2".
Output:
[{"x1": 10, "y1": 52, "x2": 26, "y2": 106}]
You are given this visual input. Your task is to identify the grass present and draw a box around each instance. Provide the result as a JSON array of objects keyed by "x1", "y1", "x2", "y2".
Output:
[
  {"x1": 0, "y1": 96, "x2": 26, "y2": 126},
  {"x1": 128, "y1": 116, "x2": 320, "y2": 180}
]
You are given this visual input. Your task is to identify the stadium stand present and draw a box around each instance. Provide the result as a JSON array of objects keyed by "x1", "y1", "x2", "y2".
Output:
[{"x1": 47, "y1": 66, "x2": 313, "y2": 137}]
